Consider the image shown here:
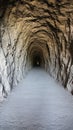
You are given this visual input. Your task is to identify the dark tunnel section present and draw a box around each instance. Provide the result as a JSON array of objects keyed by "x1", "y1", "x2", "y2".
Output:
[
  {"x1": 31, "y1": 49, "x2": 45, "y2": 68},
  {"x1": 32, "y1": 53, "x2": 43, "y2": 67},
  {"x1": 27, "y1": 44, "x2": 46, "y2": 69}
]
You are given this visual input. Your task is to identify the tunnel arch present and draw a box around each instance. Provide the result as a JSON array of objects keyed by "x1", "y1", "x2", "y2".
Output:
[{"x1": 27, "y1": 41, "x2": 49, "y2": 70}]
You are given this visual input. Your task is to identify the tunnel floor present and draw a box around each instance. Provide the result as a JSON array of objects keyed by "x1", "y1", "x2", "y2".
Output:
[{"x1": 0, "y1": 68, "x2": 73, "y2": 130}]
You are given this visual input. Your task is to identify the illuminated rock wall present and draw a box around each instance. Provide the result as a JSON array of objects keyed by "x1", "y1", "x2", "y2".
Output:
[{"x1": 0, "y1": 0, "x2": 73, "y2": 98}]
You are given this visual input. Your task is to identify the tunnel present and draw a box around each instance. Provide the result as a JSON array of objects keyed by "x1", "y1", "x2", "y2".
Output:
[
  {"x1": 27, "y1": 44, "x2": 46, "y2": 69},
  {"x1": 0, "y1": 0, "x2": 73, "y2": 129},
  {"x1": 32, "y1": 54, "x2": 41, "y2": 67},
  {"x1": 32, "y1": 51, "x2": 43, "y2": 67},
  {"x1": 31, "y1": 48, "x2": 44, "y2": 68},
  {"x1": 0, "y1": 0, "x2": 73, "y2": 98}
]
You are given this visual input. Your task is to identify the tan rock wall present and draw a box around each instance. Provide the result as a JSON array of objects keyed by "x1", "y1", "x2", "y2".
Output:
[{"x1": 0, "y1": 0, "x2": 73, "y2": 98}]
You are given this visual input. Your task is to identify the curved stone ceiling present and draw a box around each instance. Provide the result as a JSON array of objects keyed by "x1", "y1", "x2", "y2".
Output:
[{"x1": 0, "y1": 0, "x2": 73, "y2": 99}]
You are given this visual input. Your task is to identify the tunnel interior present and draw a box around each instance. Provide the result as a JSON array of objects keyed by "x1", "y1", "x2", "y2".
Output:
[
  {"x1": 0, "y1": 0, "x2": 73, "y2": 98},
  {"x1": 32, "y1": 53, "x2": 41, "y2": 67},
  {"x1": 27, "y1": 44, "x2": 46, "y2": 69}
]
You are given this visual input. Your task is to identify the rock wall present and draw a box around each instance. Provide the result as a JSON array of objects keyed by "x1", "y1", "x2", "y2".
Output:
[{"x1": 0, "y1": 0, "x2": 73, "y2": 99}]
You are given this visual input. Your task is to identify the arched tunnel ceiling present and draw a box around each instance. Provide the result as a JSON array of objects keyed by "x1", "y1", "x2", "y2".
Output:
[
  {"x1": 0, "y1": 0, "x2": 73, "y2": 98},
  {"x1": 1, "y1": 0, "x2": 73, "y2": 54}
]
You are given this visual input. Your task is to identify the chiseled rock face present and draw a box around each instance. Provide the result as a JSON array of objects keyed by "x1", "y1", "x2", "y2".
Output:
[
  {"x1": 0, "y1": 0, "x2": 73, "y2": 99},
  {"x1": 67, "y1": 65, "x2": 73, "y2": 94},
  {"x1": 0, "y1": 49, "x2": 10, "y2": 100}
]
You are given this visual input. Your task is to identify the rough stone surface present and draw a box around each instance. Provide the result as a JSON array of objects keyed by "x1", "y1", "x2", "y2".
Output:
[{"x1": 0, "y1": 0, "x2": 73, "y2": 99}]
